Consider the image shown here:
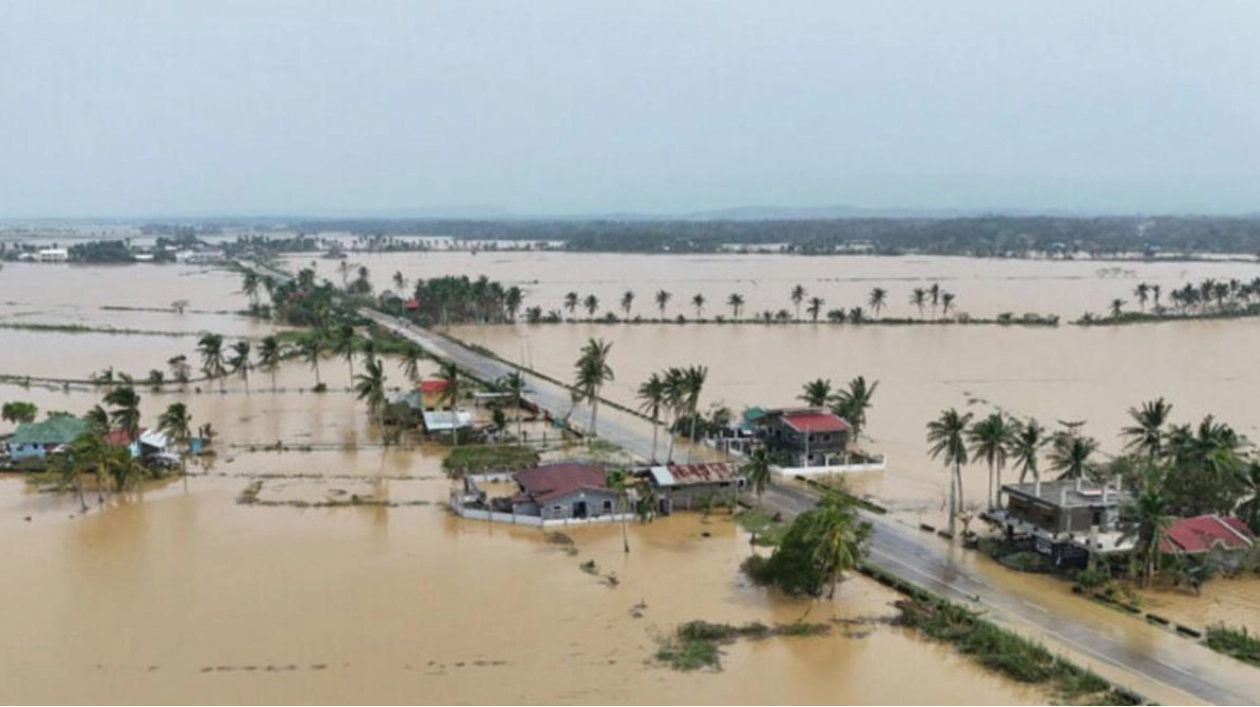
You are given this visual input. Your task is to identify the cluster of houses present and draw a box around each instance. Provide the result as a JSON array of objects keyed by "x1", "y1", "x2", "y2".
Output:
[
  {"x1": 991, "y1": 478, "x2": 1256, "y2": 570},
  {"x1": 2, "y1": 414, "x2": 178, "y2": 469}
]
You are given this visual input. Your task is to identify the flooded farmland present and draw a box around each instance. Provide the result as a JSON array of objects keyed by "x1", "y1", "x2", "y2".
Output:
[{"x1": 3, "y1": 255, "x2": 1260, "y2": 703}]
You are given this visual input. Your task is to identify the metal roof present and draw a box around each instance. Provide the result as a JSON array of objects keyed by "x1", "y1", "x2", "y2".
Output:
[
  {"x1": 648, "y1": 462, "x2": 739, "y2": 487},
  {"x1": 422, "y1": 411, "x2": 472, "y2": 431}
]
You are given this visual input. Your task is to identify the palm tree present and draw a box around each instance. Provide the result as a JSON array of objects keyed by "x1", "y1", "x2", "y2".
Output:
[
  {"x1": 813, "y1": 493, "x2": 870, "y2": 598},
  {"x1": 435, "y1": 361, "x2": 464, "y2": 447},
  {"x1": 505, "y1": 286, "x2": 524, "y2": 322},
  {"x1": 1236, "y1": 461, "x2": 1260, "y2": 534},
  {"x1": 691, "y1": 293, "x2": 706, "y2": 318},
  {"x1": 926, "y1": 408, "x2": 973, "y2": 536},
  {"x1": 1110, "y1": 298, "x2": 1126, "y2": 318},
  {"x1": 911, "y1": 287, "x2": 927, "y2": 319},
  {"x1": 830, "y1": 376, "x2": 878, "y2": 442},
  {"x1": 621, "y1": 290, "x2": 635, "y2": 318},
  {"x1": 1048, "y1": 428, "x2": 1099, "y2": 481},
  {"x1": 727, "y1": 293, "x2": 745, "y2": 319},
  {"x1": 662, "y1": 367, "x2": 686, "y2": 462},
  {"x1": 655, "y1": 290, "x2": 671, "y2": 318},
  {"x1": 683, "y1": 365, "x2": 708, "y2": 459},
  {"x1": 583, "y1": 294, "x2": 600, "y2": 318},
  {"x1": 742, "y1": 446, "x2": 773, "y2": 506},
  {"x1": 928, "y1": 283, "x2": 942, "y2": 318},
  {"x1": 1122, "y1": 398, "x2": 1172, "y2": 459},
  {"x1": 392, "y1": 270, "x2": 406, "y2": 294},
  {"x1": 799, "y1": 378, "x2": 832, "y2": 407},
  {"x1": 298, "y1": 333, "x2": 324, "y2": 387},
  {"x1": 57, "y1": 434, "x2": 91, "y2": 512},
  {"x1": 1134, "y1": 283, "x2": 1150, "y2": 311},
  {"x1": 103, "y1": 385, "x2": 142, "y2": 442},
  {"x1": 790, "y1": 285, "x2": 807, "y2": 321},
  {"x1": 84, "y1": 404, "x2": 110, "y2": 435},
  {"x1": 401, "y1": 343, "x2": 424, "y2": 382},
  {"x1": 564, "y1": 291, "x2": 579, "y2": 317},
  {"x1": 868, "y1": 287, "x2": 887, "y2": 318},
  {"x1": 332, "y1": 324, "x2": 357, "y2": 382},
  {"x1": 967, "y1": 413, "x2": 1014, "y2": 510},
  {"x1": 197, "y1": 333, "x2": 226, "y2": 390},
  {"x1": 1151, "y1": 284, "x2": 1162, "y2": 309},
  {"x1": 354, "y1": 357, "x2": 388, "y2": 437},
  {"x1": 157, "y1": 402, "x2": 193, "y2": 473},
  {"x1": 1119, "y1": 466, "x2": 1172, "y2": 586},
  {"x1": 606, "y1": 468, "x2": 634, "y2": 553},
  {"x1": 573, "y1": 338, "x2": 614, "y2": 438},
  {"x1": 807, "y1": 296, "x2": 824, "y2": 323},
  {"x1": 637, "y1": 373, "x2": 667, "y2": 462},
  {"x1": 941, "y1": 292, "x2": 956, "y2": 318},
  {"x1": 228, "y1": 340, "x2": 252, "y2": 392},
  {"x1": 258, "y1": 335, "x2": 282, "y2": 392},
  {"x1": 1011, "y1": 418, "x2": 1048, "y2": 491},
  {"x1": 241, "y1": 269, "x2": 261, "y2": 307},
  {"x1": 495, "y1": 370, "x2": 528, "y2": 441}
]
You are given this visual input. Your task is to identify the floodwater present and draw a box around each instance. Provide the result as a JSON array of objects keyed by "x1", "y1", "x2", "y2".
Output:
[{"x1": 3, "y1": 254, "x2": 1260, "y2": 703}]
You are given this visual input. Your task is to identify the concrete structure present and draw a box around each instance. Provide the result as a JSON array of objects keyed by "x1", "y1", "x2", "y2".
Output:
[
  {"x1": 36, "y1": 248, "x2": 68, "y2": 263},
  {"x1": 451, "y1": 462, "x2": 632, "y2": 525},
  {"x1": 992, "y1": 478, "x2": 1133, "y2": 564},
  {"x1": 645, "y1": 462, "x2": 743, "y2": 514},
  {"x1": 760, "y1": 407, "x2": 851, "y2": 468}
]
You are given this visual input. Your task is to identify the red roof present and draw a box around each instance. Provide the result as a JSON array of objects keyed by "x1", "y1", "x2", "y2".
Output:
[
  {"x1": 515, "y1": 462, "x2": 608, "y2": 504},
  {"x1": 1160, "y1": 515, "x2": 1255, "y2": 554},
  {"x1": 782, "y1": 411, "x2": 850, "y2": 434},
  {"x1": 419, "y1": 379, "x2": 449, "y2": 394},
  {"x1": 103, "y1": 427, "x2": 146, "y2": 447},
  {"x1": 664, "y1": 462, "x2": 739, "y2": 485},
  {"x1": 403, "y1": 298, "x2": 420, "y2": 310}
]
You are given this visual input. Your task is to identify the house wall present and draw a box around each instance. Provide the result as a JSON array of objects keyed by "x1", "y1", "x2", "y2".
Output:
[
  {"x1": 5, "y1": 442, "x2": 49, "y2": 461},
  {"x1": 537, "y1": 489, "x2": 622, "y2": 521},
  {"x1": 658, "y1": 483, "x2": 740, "y2": 512},
  {"x1": 762, "y1": 418, "x2": 847, "y2": 458}
]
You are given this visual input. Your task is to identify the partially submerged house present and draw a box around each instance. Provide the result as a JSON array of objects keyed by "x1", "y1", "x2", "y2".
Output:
[
  {"x1": 419, "y1": 379, "x2": 451, "y2": 411},
  {"x1": 103, "y1": 428, "x2": 174, "y2": 465},
  {"x1": 451, "y1": 461, "x2": 630, "y2": 525},
  {"x1": 1161, "y1": 515, "x2": 1257, "y2": 569},
  {"x1": 645, "y1": 462, "x2": 743, "y2": 514},
  {"x1": 422, "y1": 410, "x2": 473, "y2": 435},
  {"x1": 3, "y1": 415, "x2": 88, "y2": 462},
  {"x1": 993, "y1": 478, "x2": 1133, "y2": 565}
]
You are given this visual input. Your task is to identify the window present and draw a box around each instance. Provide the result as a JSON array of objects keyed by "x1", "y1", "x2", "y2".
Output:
[{"x1": 603, "y1": 500, "x2": 613, "y2": 512}]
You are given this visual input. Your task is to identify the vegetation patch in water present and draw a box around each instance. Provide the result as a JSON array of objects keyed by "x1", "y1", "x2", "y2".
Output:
[
  {"x1": 442, "y1": 445, "x2": 540, "y2": 475},
  {"x1": 655, "y1": 620, "x2": 830, "y2": 672},
  {"x1": 1205, "y1": 624, "x2": 1260, "y2": 668}
]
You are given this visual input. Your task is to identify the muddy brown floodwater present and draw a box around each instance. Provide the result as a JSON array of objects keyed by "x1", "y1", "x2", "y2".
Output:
[{"x1": 2, "y1": 254, "x2": 1259, "y2": 703}]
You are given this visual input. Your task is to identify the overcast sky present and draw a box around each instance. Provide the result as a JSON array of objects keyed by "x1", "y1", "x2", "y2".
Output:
[{"x1": 1, "y1": 1, "x2": 1258, "y2": 218}]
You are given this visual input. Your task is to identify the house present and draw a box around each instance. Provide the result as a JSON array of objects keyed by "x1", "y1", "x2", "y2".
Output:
[
  {"x1": 508, "y1": 462, "x2": 622, "y2": 521},
  {"x1": 36, "y1": 248, "x2": 68, "y2": 263},
  {"x1": 645, "y1": 462, "x2": 743, "y2": 514},
  {"x1": 4, "y1": 415, "x2": 88, "y2": 461},
  {"x1": 993, "y1": 478, "x2": 1133, "y2": 565},
  {"x1": 419, "y1": 379, "x2": 451, "y2": 410},
  {"x1": 103, "y1": 427, "x2": 170, "y2": 461},
  {"x1": 759, "y1": 407, "x2": 851, "y2": 468},
  {"x1": 403, "y1": 298, "x2": 420, "y2": 311},
  {"x1": 1161, "y1": 515, "x2": 1256, "y2": 569},
  {"x1": 422, "y1": 410, "x2": 473, "y2": 434}
]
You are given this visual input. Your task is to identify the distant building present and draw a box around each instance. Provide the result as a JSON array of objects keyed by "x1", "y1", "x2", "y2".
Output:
[
  {"x1": 4, "y1": 415, "x2": 88, "y2": 461},
  {"x1": 36, "y1": 248, "x2": 68, "y2": 263},
  {"x1": 645, "y1": 462, "x2": 743, "y2": 514}
]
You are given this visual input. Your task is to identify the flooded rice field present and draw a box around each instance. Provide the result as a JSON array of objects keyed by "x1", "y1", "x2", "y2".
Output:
[{"x1": 4, "y1": 254, "x2": 1260, "y2": 703}]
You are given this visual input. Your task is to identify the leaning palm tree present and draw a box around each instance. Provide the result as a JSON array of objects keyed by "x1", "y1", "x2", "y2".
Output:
[
  {"x1": 354, "y1": 357, "x2": 388, "y2": 438},
  {"x1": 435, "y1": 361, "x2": 464, "y2": 447},
  {"x1": 257, "y1": 335, "x2": 283, "y2": 392},
  {"x1": 297, "y1": 333, "x2": 324, "y2": 387},
  {"x1": 799, "y1": 378, "x2": 832, "y2": 407},
  {"x1": 790, "y1": 284, "x2": 807, "y2": 321},
  {"x1": 637, "y1": 372, "x2": 667, "y2": 462},
  {"x1": 1122, "y1": 397, "x2": 1172, "y2": 459},
  {"x1": 1011, "y1": 418, "x2": 1049, "y2": 488},
  {"x1": 662, "y1": 367, "x2": 687, "y2": 462},
  {"x1": 868, "y1": 287, "x2": 887, "y2": 318},
  {"x1": 103, "y1": 385, "x2": 142, "y2": 442},
  {"x1": 654, "y1": 290, "x2": 671, "y2": 318},
  {"x1": 573, "y1": 338, "x2": 614, "y2": 438},
  {"x1": 927, "y1": 408, "x2": 973, "y2": 536},
  {"x1": 57, "y1": 435, "x2": 91, "y2": 512},
  {"x1": 228, "y1": 340, "x2": 252, "y2": 393},
  {"x1": 727, "y1": 293, "x2": 745, "y2": 319},
  {"x1": 742, "y1": 446, "x2": 773, "y2": 506},
  {"x1": 197, "y1": 332, "x2": 226, "y2": 390},
  {"x1": 157, "y1": 402, "x2": 193, "y2": 473},
  {"x1": 564, "y1": 291, "x2": 580, "y2": 318},
  {"x1": 332, "y1": 324, "x2": 357, "y2": 383},
  {"x1": 807, "y1": 296, "x2": 824, "y2": 323},
  {"x1": 967, "y1": 412, "x2": 1014, "y2": 510},
  {"x1": 84, "y1": 404, "x2": 110, "y2": 435}
]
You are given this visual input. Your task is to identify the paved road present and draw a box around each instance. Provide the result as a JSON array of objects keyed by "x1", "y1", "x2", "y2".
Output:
[{"x1": 367, "y1": 310, "x2": 1259, "y2": 705}]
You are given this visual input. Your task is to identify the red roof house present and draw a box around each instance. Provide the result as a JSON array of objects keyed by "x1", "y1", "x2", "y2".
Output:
[
  {"x1": 419, "y1": 378, "x2": 451, "y2": 409},
  {"x1": 507, "y1": 462, "x2": 620, "y2": 521},
  {"x1": 780, "y1": 410, "x2": 850, "y2": 434},
  {"x1": 1160, "y1": 515, "x2": 1256, "y2": 555},
  {"x1": 403, "y1": 298, "x2": 420, "y2": 311}
]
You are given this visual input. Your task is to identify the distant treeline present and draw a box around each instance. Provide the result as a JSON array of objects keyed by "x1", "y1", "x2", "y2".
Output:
[{"x1": 284, "y1": 216, "x2": 1260, "y2": 257}]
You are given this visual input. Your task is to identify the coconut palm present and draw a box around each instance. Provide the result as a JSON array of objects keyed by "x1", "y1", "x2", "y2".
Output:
[
  {"x1": 197, "y1": 333, "x2": 226, "y2": 390},
  {"x1": 505, "y1": 286, "x2": 524, "y2": 322},
  {"x1": 868, "y1": 287, "x2": 887, "y2": 318},
  {"x1": 392, "y1": 270, "x2": 406, "y2": 293},
  {"x1": 1048, "y1": 428, "x2": 1099, "y2": 481},
  {"x1": 354, "y1": 357, "x2": 388, "y2": 436},
  {"x1": 564, "y1": 291, "x2": 579, "y2": 317},
  {"x1": 257, "y1": 335, "x2": 282, "y2": 392},
  {"x1": 682, "y1": 365, "x2": 708, "y2": 459},
  {"x1": 830, "y1": 376, "x2": 878, "y2": 442},
  {"x1": 967, "y1": 412, "x2": 1015, "y2": 510},
  {"x1": 662, "y1": 367, "x2": 686, "y2": 462},
  {"x1": 1151, "y1": 284, "x2": 1162, "y2": 309},
  {"x1": 691, "y1": 293, "x2": 706, "y2": 318},
  {"x1": 1110, "y1": 298, "x2": 1126, "y2": 318},
  {"x1": 158, "y1": 402, "x2": 193, "y2": 473},
  {"x1": 1236, "y1": 461, "x2": 1260, "y2": 534},
  {"x1": 799, "y1": 378, "x2": 832, "y2": 407},
  {"x1": 1011, "y1": 418, "x2": 1048, "y2": 486},
  {"x1": 297, "y1": 333, "x2": 324, "y2": 387},
  {"x1": 727, "y1": 293, "x2": 745, "y2": 319},
  {"x1": 621, "y1": 290, "x2": 635, "y2": 318},
  {"x1": 1134, "y1": 283, "x2": 1150, "y2": 311},
  {"x1": 103, "y1": 385, "x2": 141, "y2": 442},
  {"x1": 926, "y1": 408, "x2": 973, "y2": 536},
  {"x1": 742, "y1": 446, "x2": 773, "y2": 506},
  {"x1": 637, "y1": 372, "x2": 667, "y2": 462},
  {"x1": 57, "y1": 434, "x2": 92, "y2": 512},
  {"x1": 1119, "y1": 466, "x2": 1173, "y2": 586},
  {"x1": 498, "y1": 370, "x2": 528, "y2": 441},
  {"x1": 583, "y1": 294, "x2": 600, "y2": 318},
  {"x1": 941, "y1": 292, "x2": 956, "y2": 318},
  {"x1": 84, "y1": 404, "x2": 110, "y2": 435},
  {"x1": 1122, "y1": 398, "x2": 1172, "y2": 459},
  {"x1": 241, "y1": 269, "x2": 260, "y2": 307},
  {"x1": 606, "y1": 468, "x2": 634, "y2": 553},
  {"x1": 228, "y1": 340, "x2": 252, "y2": 392},
  {"x1": 332, "y1": 324, "x2": 357, "y2": 382},
  {"x1": 435, "y1": 361, "x2": 464, "y2": 447},
  {"x1": 928, "y1": 283, "x2": 942, "y2": 317},
  {"x1": 655, "y1": 289, "x2": 671, "y2": 318},
  {"x1": 573, "y1": 338, "x2": 614, "y2": 438},
  {"x1": 401, "y1": 343, "x2": 425, "y2": 382},
  {"x1": 911, "y1": 287, "x2": 927, "y2": 319},
  {"x1": 807, "y1": 296, "x2": 824, "y2": 323},
  {"x1": 812, "y1": 494, "x2": 870, "y2": 598},
  {"x1": 790, "y1": 284, "x2": 807, "y2": 321}
]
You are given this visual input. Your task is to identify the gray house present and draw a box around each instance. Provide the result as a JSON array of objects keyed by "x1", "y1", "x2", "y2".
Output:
[
  {"x1": 996, "y1": 478, "x2": 1132, "y2": 564},
  {"x1": 758, "y1": 407, "x2": 851, "y2": 468},
  {"x1": 509, "y1": 462, "x2": 622, "y2": 521},
  {"x1": 646, "y1": 462, "x2": 743, "y2": 514}
]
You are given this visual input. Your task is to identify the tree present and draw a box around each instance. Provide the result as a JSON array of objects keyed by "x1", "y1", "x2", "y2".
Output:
[
  {"x1": 84, "y1": 404, "x2": 110, "y2": 435},
  {"x1": 564, "y1": 291, "x2": 579, "y2": 317},
  {"x1": 1, "y1": 401, "x2": 37, "y2": 425},
  {"x1": 868, "y1": 287, "x2": 887, "y2": 318},
  {"x1": 799, "y1": 379, "x2": 832, "y2": 407},
  {"x1": 621, "y1": 290, "x2": 635, "y2": 318},
  {"x1": 928, "y1": 283, "x2": 942, "y2": 318},
  {"x1": 402, "y1": 343, "x2": 425, "y2": 382},
  {"x1": 655, "y1": 290, "x2": 671, "y2": 318},
  {"x1": 1122, "y1": 398, "x2": 1171, "y2": 459},
  {"x1": 1119, "y1": 465, "x2": 1173, "y2": 586},
  {"x1": 392, "y1": 270, "x2": 406, "y2": 293},
  {"x1": 742, "y1": 446, "x2": 773, "y2": 506},
  {"x1": 811, "y1": 494, "x2": 872, "y2": 598},
  {"x1": 258, "y1": 335, "x2": 282, "y2": 392},
  {"x1": 157, "y1": 402, "x2": 193, "y2": 473},
  {"x1": 498, "y1": 370, "x2": 528, "y2": 441},
  {"x1": 748, "y1": 493, "x2": 870, "y2": 598},
  {"x1": 1048, "y1": 426, "x2": 1098, "y2": 481},
  {"x1": 941, "y1": 292, "x2": 956, "y2": 318},
  {"x1": 1134, "y1": 283, "x2": 1150, "y2": 311},
  {"x1": 662, "y1": 367, "x2": 686, "y2": 462},
  {"x1": 104, "y1": 385, "x2": 142, "y2": 442},
  {"x1": 505, "y1": 286, "x2": 524, "y2": 322},
  {"x1": 807, "y1": 296, "x2": 824, "y2": 323},
  {"x1": 197, "y1": 333, "x2": 226, "y2": 390},
  {"x1": 606, "y1": 468, "x2": 634, "y2": 553},
  {"x1": 830, "y1": 376, "x2": 878, "y2": 442},
  {"x1": 1110, "y1": 298, "x2": 1126, "y2": 318},
  {"x1": 691, "y1": 293, "x2": 706, "y2": 318},
  {"x1": 1011, "y1": 418, "x2": 1048, "y2": 487},
  {"x1": 583, "y1": 294, "x2": 600, "y2": 318},
  {"x1": 926, "y1": 408, "x2": 973, "y2": 537},
  {"x1": 910, "y1": 287, "x2": 927, "y2": 319},
  {"x1": 637, "y1": 373, "x2": 667, "y2": 462},
  {"x1": 1236, "y1": 461, "x2": 1260, "y2": 534},
  {"x1": 727, "y1": 293, "x2": 744, "y2": 319},
  {"x1": 167, "y1": 355, "x2": 191, "y2": 385},
  {"x1": 968, "y1": 413, "x2": 1014, "y2": 510},
  {"x1": 682, "y1": 365, "x2": 708, "y2": 459},
  {"x1": 790, "y1": 285, "x2": 807, "y2": 321},
  {"x1": 241, "y1": 269, "x2": 260, "y2": 307},
  {"x1": 1164, "y1": 415, "x2": 1246, "y2": 516},
  {"x1": 354, "y1": 357, "x2": 388, "y2": 437},
  {"x1": 297, "y1": 333, "x2": 324, "y2": 387},
  {"x1": 435, "y1": 361, "x2": 464, "y2": 447},
  {"x1": 58, "y1": 434, "x2": 94, "y2": 512},
  {"x1": 573, "y1": 338, "x2": 614, "y2": 439},
  {"x1": 332, "y1": 323, "x2": 357, "y2": 383},
  {"x1": 228, "y1": 340, "x2": 252, "y2": 392}
]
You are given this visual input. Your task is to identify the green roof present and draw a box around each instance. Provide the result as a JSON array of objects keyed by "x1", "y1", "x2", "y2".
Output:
[{"x1": 8, "y1": 415, "x2": 88, "y2": 446}]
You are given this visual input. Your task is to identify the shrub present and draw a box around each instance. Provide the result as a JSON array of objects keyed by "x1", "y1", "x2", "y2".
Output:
[
  {"x1": 1074, "y1": 568, "x2": 1111, "y2": 590},
  {"x1": 997, "y1": 551, "x2": 1052, "y2": 573}
]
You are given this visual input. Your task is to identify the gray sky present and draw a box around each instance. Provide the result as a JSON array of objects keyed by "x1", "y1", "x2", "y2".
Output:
[{"x1": 2, "y1": 1, "x2": 1259, "y2": 218}]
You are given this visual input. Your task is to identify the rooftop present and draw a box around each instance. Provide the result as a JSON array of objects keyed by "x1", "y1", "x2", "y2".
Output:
[
  {"x1": 648, "y1": 462, "x2": 740, "y2": 487},
  {"x1": 515, "y1": 462, "x2": 608, "y2": 504},
  {"x1": 1161, "y1": 515, "x2": 1255, "y2": 554},
  {"x1": 7, "y1": 415, "x2": 88, "y2": 446},
  {"x1": 1002, "y1": 479, "x2": 1131, "y2": 508},
  {"x1": 771, "y1": 408, "x2": 850, "y2": 434},
  {"x1": 422, "y1": 410, "x2": 472, "y2": 431},
  {"x1": 419, "y1": 379, "x2": 449, "y2": 394}
]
